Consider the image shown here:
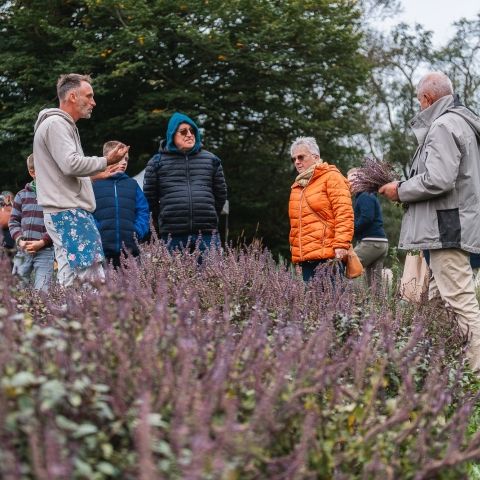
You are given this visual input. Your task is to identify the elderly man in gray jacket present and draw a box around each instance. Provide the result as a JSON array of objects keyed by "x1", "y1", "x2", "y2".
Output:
[{"x1": 380, "y1": 71, "x2": 480, "y2": 372}]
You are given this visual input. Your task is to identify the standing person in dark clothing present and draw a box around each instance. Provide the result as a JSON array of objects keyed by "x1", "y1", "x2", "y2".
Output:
[
  {"x1": 143, "y1": 112, "x2": 228, "y2": 252},
  {"x1": 92, "y1": 141, "x2": 150, "y2": 268},
  {"x1": 348, "y1": 168, "x2": 388, "y2": 286}
]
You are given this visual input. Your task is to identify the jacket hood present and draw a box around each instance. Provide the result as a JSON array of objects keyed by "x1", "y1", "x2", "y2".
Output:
[
  {"x1": 310, "y1": 162, "x2": 342, "y2": 181},
  {"x1": 447, "y1": 102, "x2": 480, "y2": 141},
  {"x1": 410, "y1": 94, "x2": 480, "y2": 145},
  {"x1": 34, "y1": 108, "x2": 75, "y2": 133},
  {"x1": 164, "y1": 112, "x2": 201, "y2": 154},
  {"x1": 314, "y1": 162, "x2": 341, "y2": 176},
  {"x1": 93, "y1": 172, "x2": 129, "y2": 182},
  {"x1": 291, "y1": 162, "x2": 341, "y2": 188},
  {"x1": 110, "y1": 172, "x2": 129, "y2": 180}
]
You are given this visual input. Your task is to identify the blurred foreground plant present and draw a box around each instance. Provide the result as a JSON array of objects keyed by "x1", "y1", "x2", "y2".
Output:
[{"x1": 0, "y1": 238, "x2": 478, "y2": 479}]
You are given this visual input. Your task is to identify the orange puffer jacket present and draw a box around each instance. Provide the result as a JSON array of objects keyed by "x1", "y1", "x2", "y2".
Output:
[{"x1": 289, "y1": 163, "x2": 354, "y2": 263}]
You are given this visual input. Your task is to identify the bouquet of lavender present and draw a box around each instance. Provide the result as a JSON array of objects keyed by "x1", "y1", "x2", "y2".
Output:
[{"x1": 350, "y1": 156, "x2": 399, "y2": 194}]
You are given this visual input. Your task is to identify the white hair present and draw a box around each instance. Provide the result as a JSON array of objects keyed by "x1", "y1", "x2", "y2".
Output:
[
  {"x1": 290, "y1": 136, "x2": 320, "y2": 157},
  {"x1": 417, "y1": 71, "x2": 453, "y2": 101}
]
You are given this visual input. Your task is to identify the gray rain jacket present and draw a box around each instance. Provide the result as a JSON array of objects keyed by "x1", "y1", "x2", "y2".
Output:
[{"x1": 398, "y1": 95, "x2": 480, "y2": 253}]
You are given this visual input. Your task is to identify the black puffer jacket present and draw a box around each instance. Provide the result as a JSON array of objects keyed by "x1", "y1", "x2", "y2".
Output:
[{"x1": 143, "y1": 142, "x2": 227, "y2": 235}]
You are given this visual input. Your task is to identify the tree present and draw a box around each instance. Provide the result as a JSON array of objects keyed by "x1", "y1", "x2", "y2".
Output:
[
  {"x1": 357, "y1": 24, "x2": 435, "y2": 176},
  {"x1": 435, "y1": 15, "x2": 480, "y2": 112},
  {"x1": 0, "y1": 0, "x2": 370, "y2": 255}
]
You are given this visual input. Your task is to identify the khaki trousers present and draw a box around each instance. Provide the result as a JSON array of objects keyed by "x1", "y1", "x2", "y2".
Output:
[
  {"x1": 354, "y1": 240, "x2": 388, "y2": 286},
  {"x1": 429, "y1": 249, "x2": 480, "y2": 371}
]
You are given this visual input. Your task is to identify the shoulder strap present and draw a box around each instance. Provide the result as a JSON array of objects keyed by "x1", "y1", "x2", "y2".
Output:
[
  {"x1": 442, "y1": 94, "x2": 480, "y2": 142},
  {"x1": 152, "y1": 152, "x2": 163, "y2": 170},
  {"x1": 446, "y1": 110, "x2": 480, "y2": 143}
]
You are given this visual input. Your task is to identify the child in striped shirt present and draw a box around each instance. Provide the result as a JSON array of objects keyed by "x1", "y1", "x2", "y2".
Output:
[{"x1": 9, "y1": 154, "x2": 55, "y2": 291}]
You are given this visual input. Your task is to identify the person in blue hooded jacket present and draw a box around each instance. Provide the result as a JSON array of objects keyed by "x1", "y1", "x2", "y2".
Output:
[
  {"x1": 92, "y1": 141, "x2": 150, "y2": 268},
  {"x1": 143, "y1": 112, "x2": 228, "y2": 252}
]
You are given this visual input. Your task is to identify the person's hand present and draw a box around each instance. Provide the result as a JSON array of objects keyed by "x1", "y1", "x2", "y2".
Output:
[
  {"x1": 378, "y1": 181, "x2": 400, "y2": 202},
  {"x1": 106, "y1": 144, "x2": 130, "y2": 166},
  {"x1": 17, "y1": 239, "x2": 27, "y2": 250},
  {"x1": 334, "y1": 248, "x2": 348, "y2": 260},
  {"x1": 24, "y1": 239, "x2": 45, "y2": 254}
]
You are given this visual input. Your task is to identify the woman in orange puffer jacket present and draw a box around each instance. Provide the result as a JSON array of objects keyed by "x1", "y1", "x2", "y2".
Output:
[{"x1": 288, "y1": 137, "x2": 354, "y2": 282}]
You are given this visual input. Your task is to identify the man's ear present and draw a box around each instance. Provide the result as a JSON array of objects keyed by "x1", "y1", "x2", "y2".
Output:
[{"x1": 424, "y1": 93, "x2": 435, "y2": 107}]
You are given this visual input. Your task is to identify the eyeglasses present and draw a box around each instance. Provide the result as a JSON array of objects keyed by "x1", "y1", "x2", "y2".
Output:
[
  {"x1": 291, "y1": 154, "x2": 310, "y2": 163},
  {"x1": 176, "y1": 127, "x2": 195, "y2": 137}
]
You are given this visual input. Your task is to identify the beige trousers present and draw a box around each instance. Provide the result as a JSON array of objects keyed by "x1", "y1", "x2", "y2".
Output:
[{"x1": 429, "y1": 249, "x2": 480, "y2": 371}]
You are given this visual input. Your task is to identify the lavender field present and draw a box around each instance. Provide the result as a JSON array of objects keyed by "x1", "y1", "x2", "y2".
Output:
[{"x1": 1, "y1": 240, "x2": 480, "y2": 479}]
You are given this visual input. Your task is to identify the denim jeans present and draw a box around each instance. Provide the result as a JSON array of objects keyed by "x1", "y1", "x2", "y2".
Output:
[
  {"x1": 12, "y1": 247, "x2": 55, "y2": 291},
  {"x1": 161, "y1": 233, "x2": 221, "y2": 253}
]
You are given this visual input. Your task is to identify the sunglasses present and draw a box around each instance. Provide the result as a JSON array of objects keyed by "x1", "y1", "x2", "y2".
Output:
[
  {"x1": 177, "y1": 127, "x2": 195, "y2": 137},
  {"x1": 291, "y1": 154, "x2": 309, "y2": 163}
]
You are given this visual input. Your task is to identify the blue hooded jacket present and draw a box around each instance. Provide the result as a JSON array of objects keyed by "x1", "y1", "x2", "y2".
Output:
[
  {"x1": 166, "y1": 112, "x2": 202, "y2": 154},
  {"x1": 93, "y1": 172, "x2": 150, "y2": 258}
]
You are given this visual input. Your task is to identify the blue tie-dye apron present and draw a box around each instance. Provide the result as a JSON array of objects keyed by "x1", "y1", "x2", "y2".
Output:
[{"x1": 50, "y1": 209, "x2": 105, "y2": 270}]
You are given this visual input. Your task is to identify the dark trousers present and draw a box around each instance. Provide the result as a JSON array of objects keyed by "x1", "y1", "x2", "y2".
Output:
[{"x1": 300, "y1": 259, "x2": 345, "y2": 282}]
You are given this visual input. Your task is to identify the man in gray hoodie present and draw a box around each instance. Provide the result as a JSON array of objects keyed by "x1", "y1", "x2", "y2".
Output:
[
  {"x1": 33, "y1": 73, "x2": 128, "y2": 287},
  {"x1": 380, "y1": 71, "x2": 480, "y2": 372}
]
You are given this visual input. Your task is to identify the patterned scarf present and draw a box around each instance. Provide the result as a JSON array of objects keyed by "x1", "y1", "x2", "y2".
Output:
[{"x1": 295, "y1": 161, "x2": 323, "y2": 187}]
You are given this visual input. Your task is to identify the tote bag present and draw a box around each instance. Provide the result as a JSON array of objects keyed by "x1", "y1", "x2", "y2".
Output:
[{"x1": 400, "y1": 252, "x2": 429, "y2": 302}]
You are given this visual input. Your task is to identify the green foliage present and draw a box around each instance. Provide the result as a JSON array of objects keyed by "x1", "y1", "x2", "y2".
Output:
[{"x1": 0, "y1": 0, "x2": 369, "y2": 255}]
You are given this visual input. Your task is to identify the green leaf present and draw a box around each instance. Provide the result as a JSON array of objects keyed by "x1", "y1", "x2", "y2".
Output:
[
  {"x1": 73, "y1": 458, "x2": 93, "y2": 476},
  {"x1": 56, "y1": 415, "x2": 79, "y2": 432},
  {"x1": 72, "y1": 424, "x2": 98, "y2": 438},
  {"x1": 97, "y1": 462, "x2": 116, "y2": 476}
]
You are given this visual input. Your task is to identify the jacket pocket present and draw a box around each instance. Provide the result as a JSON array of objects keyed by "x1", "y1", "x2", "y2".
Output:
[{"x1": 437, "y1": 208, "x2": 461, "y2": 246}]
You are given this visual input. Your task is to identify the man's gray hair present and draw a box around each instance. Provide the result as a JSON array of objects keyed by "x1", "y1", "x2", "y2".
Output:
[
  {"x1": 417, "y1": 71, "x2": 453, "y2": 101},
  {"x1": 56, "y1": 73, "x2": 92, "y2": 101},
  {"x1": 290, "y1": 136, "x2": 320, "y2": 157}
]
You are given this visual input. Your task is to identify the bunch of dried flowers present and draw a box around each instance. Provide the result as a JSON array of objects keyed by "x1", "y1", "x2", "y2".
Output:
[{"x1": 350, "y1": 156, "x2": 400, "y2": 193}]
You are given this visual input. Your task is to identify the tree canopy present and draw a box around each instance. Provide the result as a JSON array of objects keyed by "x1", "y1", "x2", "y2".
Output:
[{"x1": 0, "y1": 0, "x2": 369, "y2": 255}]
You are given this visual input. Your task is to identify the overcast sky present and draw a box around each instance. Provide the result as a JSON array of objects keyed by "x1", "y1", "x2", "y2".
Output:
[{"x1": 379, "y1": 0, "x2": 480, "y2": 46}]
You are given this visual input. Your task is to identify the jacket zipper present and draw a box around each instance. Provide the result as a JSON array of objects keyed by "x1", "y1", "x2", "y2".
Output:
[
  {"x1": 299, "y1": 189, "x2": 304, "y2": 259},
  {"x1": 298, "y1": 176, "x2": 327, "y2": 261},
  {"x1": 114, "y1": 180, "x2": 120, "y2": 252},
  {"x1": 186, "y1": 155, "x2": 193, "y2": 233}
]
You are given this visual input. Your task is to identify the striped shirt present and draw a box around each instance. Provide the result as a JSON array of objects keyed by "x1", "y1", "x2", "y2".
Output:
[{"x1": 8, "y1": 183, "x2": 52, "y2": 246}]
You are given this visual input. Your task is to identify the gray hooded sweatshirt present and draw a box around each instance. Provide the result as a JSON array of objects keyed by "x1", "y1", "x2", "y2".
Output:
[
  {"x1": 33, "y1": 108, "x2": 107, "y2": 214},
  {"x1": 398, "y1": 95, "x2": 480, "y2": 253}
]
